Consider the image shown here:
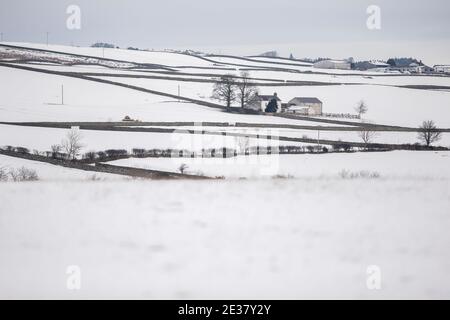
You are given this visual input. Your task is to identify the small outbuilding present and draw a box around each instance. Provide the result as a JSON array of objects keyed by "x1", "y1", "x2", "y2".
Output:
[
  {"x1": 285, "y1": 97, "x2": 323, "y2": 116},
  {"x1": 434, "y1": 65, "x2": 450, "y2": 73}
]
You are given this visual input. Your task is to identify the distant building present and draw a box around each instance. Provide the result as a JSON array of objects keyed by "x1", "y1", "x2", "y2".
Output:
[
  {"x1": 245, "y1": 93, "x2": 282, "y2": 113},
  {"x1": 354, "y1": 60, "x2": 390, "y2": 71},
  {"x1": 260, "y1": 51, "x2": 278, "y2": 58},
  {"x1": 434, "y1": 65, "x2": 450, "y2": 73},
  {"x1": 390, "y1": 62, "x2": 431, "y2": 74},
  {"x1": 285, "y1": 97, "x2": 323, "y2": 116},
  {"x1": 313, "y1": 59, "x2": 351, "y2": 70}
]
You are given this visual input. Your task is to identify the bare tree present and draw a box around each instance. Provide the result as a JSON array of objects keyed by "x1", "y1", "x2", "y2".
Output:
[
  {"x1": 50, "y1": 144, "x2": 61, "y2": 159},
  {"x1": 358, "y1": 129, "x2": 377, "y2": 149},
  {"x1": 236, "y1": 71, "x2": 259, "y2": 108},
  {"x1": 8, "y1": 167, "x2": 39, "y2": 182},
  {"x1": 61, "y1": 128, "x2": 83, "y2": 160},
  {"x1": 212, "y1": 74, "x2": 237, "y2": 108},
  {"x1": 355, "y1": 100, "x2": 368, "y2": 118},
  {"x1": 0, "y1": 167, "x2": 8, "y2": 181},
  {"x1": 418, "y1": 120, "x2": 442, "y2": 147},
  {"x1": 178, "y1": 163, "x2": 188, "y2": 174}
]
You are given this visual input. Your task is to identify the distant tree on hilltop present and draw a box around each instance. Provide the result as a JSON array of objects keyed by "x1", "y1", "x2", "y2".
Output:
[
  {"x1": 91, "y1": 42, "x2": 115, "y2": 48},
  {"x1": 387, "y1": 57, "x2": 424, "y2": 67},
  {"x1": 387, "y1": 58, "x2": 396, "y2": 67}
]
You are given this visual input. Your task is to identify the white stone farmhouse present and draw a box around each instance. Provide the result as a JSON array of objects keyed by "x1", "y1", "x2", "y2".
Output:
[{"x1": 245, "y1": 93, "x2": 282, "y2": 113}]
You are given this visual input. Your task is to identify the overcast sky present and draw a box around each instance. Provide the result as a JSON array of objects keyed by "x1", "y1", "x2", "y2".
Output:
[{"x1": 1, "y1": 0, "x2": 449, "y2": 63}]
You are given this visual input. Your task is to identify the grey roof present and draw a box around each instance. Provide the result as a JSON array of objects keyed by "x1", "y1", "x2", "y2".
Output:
[
  {"x1": 289, "y1": 97, "x2": 322, "y2": 104},
  {"x1": 257, "y1": 95, "x2": 281, "y2": 101}
]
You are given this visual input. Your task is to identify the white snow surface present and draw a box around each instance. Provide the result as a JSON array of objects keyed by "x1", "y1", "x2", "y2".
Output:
[
  {"x1": 1, "y1": 43, "x2": 450, "y2": 299},
  {"x1": 0, "y1": 175, "x2": 449, "y2": 299},
  {"x1": 0, "y1": 155, "x2": 120, "y2": 181},
  {"x1": 110, "y1": 151, "x2": 450, "y2": 179}
]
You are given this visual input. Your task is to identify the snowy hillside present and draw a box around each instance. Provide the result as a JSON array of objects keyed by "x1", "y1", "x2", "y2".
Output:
[{"x1": 1, "y1": 42, "x2": 450, "y2": 299}]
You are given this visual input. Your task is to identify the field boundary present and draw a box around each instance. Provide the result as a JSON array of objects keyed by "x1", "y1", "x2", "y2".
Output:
[{"x1": 0, "y1": 150, "x2": 212, "y2": 180}]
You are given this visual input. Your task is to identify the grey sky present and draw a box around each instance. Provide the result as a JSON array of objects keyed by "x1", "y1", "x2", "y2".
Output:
[{"x1": 1, "y1": 0, "x2": 449, "y2": 63}]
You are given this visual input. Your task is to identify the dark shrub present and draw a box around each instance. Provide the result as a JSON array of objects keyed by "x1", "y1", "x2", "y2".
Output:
[
  {"x1": 342, "y1": 144, "x2": 352, "y2": 152},
  {"x1": 333, "y1": 143, "x2": 353, "y2": 152},
  {"x1": 105, "y1": 149, "x2": 128, "y2": 157},
  {"x1": 9, "y1": 167, "x2": 39, "y2": 182},
  {"x1": 14, "y1": 147, "x2": 30, "y2": 154},
  {"x1": 84, "y1": 151, "x2": 97, "y2": 161},
  {"x1": 96, "y1": 151, "x2": 107, "y2": 159},
  {"x1": 132, "y1": 148, "x2": 146, "y2": 156}
]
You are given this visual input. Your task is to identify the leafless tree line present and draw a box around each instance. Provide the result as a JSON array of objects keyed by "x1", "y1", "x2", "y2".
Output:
[
  {"x1": 212, "y1": 71, "x2": 259, "y2": 108},
  {"x1": 356, "y1": 120, "x2": 443, "y2": 148}
]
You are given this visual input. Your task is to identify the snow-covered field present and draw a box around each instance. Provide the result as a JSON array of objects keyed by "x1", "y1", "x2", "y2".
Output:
[
  {"x1": 1, "y1": 176, "x2": 449, "y2": 299},
  {"x1": 0, "y1": 124, "x2": 294, "y2": 153},
  {"x1": 0, "y1": 66, "x2": 341, "y2": 126},
  {"x1": 0, "y1": 155, "x2": 120, "y2": 181},
  {"x1": 2, "y1": 43, "x2": 450, "y2": 129},
  {"x1": 1, "y1": 43, "x2": 450, "y2": 299},
  {"x1": 94, "y1": 76, "x2": 450, "y2": 127},
  {"x1": 109, "y1": 151, "x2": 450, "y2": 179}
]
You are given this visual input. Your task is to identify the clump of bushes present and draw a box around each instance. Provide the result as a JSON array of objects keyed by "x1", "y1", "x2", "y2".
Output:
[
  {"x1": 333, "y1": 143, "x2": 353, "y2": 152},
  {"x1": 105, "y1": 149, "x2": 128, "y2": 157},
  {"x1": 0, "y1": 166, "x2": 39, "y2": 182},
  {"x1": 0, "y1": 146, "x2": 30, "y2": 154},
  {"x1": 83, "y1": 151, "x2": 97, "y2": 161},
  {"x1": 14, "y1": 147, "x2": 30, "y2": 154},
  {"x1": 81, "y1": 149, "x2": 129, "y2": 161},
  {"x1": 277, "y1": 145, "x2": 328, "y2": 154},
  {"x1": 0, "y1": 167, "x2": 8, "y2": 181},
  {"x1": 132, "y1": 148, "x2": 146, "y2": 157}
]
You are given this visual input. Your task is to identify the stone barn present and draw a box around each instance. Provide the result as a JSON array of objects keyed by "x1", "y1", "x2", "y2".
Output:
[{"x1": 285, "y1": 97, "x2": 323, "y2": 116}]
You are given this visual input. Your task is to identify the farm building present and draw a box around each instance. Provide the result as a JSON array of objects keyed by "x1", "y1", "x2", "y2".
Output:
[
  {"x1": 245, "y1": 93, "x2": 282, "y2": 113},
  {"x1": 313, "y1": 59, "x2": 351, "y2": 70},
  {"x1": 354, "y1": 60, "x2": 390, "y2": 72},
  {"x1": 434, "y1": 65, "x2": 450, "y2": 73},
  {"x1": 284, "y1": 97, "x2": 323, "y2": 116},
  {"x1": 391, "y1": 62, "x2": 425, "y2": 74}
]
